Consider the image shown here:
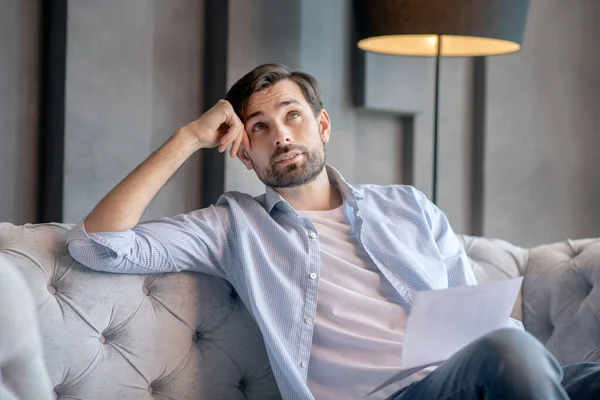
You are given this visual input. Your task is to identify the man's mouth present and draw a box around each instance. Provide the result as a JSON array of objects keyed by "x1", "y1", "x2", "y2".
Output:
[{"x1": 274, "y1": 152, "x2": 303, "y2": 164}]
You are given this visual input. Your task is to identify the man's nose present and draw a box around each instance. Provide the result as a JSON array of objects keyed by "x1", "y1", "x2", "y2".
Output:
[{"x1": 273, "y1": 123, "x2": 292, "y2": 147}]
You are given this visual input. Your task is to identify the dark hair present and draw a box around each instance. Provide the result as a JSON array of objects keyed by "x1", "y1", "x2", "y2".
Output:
[{"x1": 225, "y1": 63, "x2": 323, "y2": 122}]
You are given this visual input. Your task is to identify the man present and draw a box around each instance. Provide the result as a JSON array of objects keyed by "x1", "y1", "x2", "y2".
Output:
[{"x1": 67, "y1": 63, "x2": 599, "y2": 400}]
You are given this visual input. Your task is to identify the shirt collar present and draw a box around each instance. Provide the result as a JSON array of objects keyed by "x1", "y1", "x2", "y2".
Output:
[{"x1": 264, "y1": 164, "x2": 364, "y2": 215}]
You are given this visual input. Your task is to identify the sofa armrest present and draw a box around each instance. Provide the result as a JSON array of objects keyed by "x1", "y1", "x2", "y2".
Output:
[{"x1": 0, "y1": 255, "x2": 54, "y2": 400}]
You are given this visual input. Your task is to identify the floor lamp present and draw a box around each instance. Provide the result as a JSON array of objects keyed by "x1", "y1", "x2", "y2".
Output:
[{"x1": 354, "y1": 0, "x2": 531, "y2": 205}]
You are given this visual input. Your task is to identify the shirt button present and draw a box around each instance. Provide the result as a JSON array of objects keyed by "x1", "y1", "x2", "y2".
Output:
[
  {"x1": 310, "y1": 272, "x2": 317, "y2": 280},
  {"x1": 301, "y1": 360, "x2": 308, "y2": 368},
  {"x1": 304, "y1": 317, "x2": 313, "y2": 324},
  {"x1": 308, "y1": 231, "x2": 317, "y2": 239}
]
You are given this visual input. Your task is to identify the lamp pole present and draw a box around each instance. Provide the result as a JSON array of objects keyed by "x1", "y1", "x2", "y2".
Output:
[{"x1": 432, "y1": 35, "x2": 442, "y2": 205}]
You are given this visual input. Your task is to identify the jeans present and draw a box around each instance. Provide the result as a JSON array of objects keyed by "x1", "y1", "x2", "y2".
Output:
[{"x1": 388, "y1": 328, "x2": 600, "y2": 400}]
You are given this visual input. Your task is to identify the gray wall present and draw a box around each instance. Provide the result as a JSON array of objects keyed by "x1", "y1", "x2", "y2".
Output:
[
  {"x1": 484, "y1": 0, "x2": 600, "y2": 246},
  {"x1": 1, "y1": 0, "x2": 599, "y2": 247},
  {"x1": 63, "y1": 0, "x2": 204, "y2": 222},
  {"x1": 0, "y1": 0, "x2": 40, "y2": 224}
]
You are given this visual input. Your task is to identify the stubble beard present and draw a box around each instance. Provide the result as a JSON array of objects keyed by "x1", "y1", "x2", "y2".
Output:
[{"x1": 252, "y1": 143, "x2": 326, "y2": 189}]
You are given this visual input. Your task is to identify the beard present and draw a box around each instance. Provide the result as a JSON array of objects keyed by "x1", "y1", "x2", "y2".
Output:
[{"x1": 251, "y1": 143, "x2": 326, "y2": 189}]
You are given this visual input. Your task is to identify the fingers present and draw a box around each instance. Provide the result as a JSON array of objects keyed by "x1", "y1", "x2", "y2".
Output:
[
  {"x1": 212, "y1": 101, "x2": 252, "y2": 158},
  {"x1": 221, "y1": 100, "x2": 242, "y2": 129},
  {"x1": 230, "y1": 131, "x2": 242, "y2": 157},
  {"x1": 217, "y1": 123, "x2": 239, "y2": 153},
  {"x1": 233, "y1": 127, "x2": 252, "y2": 157},
  {"x1": 218, "y1": 132, "x2": 234, "y2": 153},
  {"x1": 215, "y1": 100, "x2": 245, "y2": 155},
  {"x1": 218, "y1": 126, "x2": 236, "y2": 152},
  {"x1": 218, "y1": 123, "x2": 246, "y2": 157},
  {"x1": 241, "y1": 129, "x2": 251, "y2": 151},
  {"x1": 230, "y1": 126, "x2": 250, "y2": 158}
]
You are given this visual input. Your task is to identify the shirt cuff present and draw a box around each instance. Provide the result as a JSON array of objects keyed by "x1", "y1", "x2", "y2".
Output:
[
  {"x1": 66, "y1": 220, "x2": 91, "y2": 243},
  {"x1": 67, "y1": 220, "x2": 136, "y2": 256}
]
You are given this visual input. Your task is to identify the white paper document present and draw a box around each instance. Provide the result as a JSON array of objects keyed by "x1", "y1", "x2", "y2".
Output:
[{"x1": 365, "y1": 277, "x2": 523, "y2": 398}]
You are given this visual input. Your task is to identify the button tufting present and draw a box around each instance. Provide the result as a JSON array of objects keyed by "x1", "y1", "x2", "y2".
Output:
[
  {"x1": 99, "y1": 335, "x2": 106, "y2": 344},
  {"x1": 47, "y1": 285, "x2": 57, "y2": 295},
  {"x1": 192, "y1": 332, "x2": 202, "y2": 342},
  {"x1": 148, "y1": 386, "x2": 154, "y2": 394},
  {"x1": 142, "y1": 286, "x2": 150, "y2": 296}
]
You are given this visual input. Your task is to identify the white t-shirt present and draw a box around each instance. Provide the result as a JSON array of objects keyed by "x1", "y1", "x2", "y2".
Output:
[{"x1": 298, "y1": 203, "x2": 432, "y2": 400}]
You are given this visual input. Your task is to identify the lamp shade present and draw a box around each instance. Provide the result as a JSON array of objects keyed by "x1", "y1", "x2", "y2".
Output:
[{"x1": 354, "y1": 0, "x2": 531, "y2": 56}]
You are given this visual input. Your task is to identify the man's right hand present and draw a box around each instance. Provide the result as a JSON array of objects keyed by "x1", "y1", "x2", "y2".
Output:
[{"x1": 179, "y1": 99, "x2": 250, "y2": 158}]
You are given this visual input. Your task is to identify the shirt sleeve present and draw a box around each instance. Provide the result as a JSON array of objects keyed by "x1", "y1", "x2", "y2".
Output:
[
  {"x1": 413, "y1": 188, "x2": 478, "y2": 286},
  {"x1": 66, "y1": 205, "x2": 232, "y2": 278}
]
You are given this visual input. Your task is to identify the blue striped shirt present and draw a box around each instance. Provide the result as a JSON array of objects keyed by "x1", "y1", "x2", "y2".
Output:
[{"x1": 67, "y1": 165, "x2": 476, "y2": 400}]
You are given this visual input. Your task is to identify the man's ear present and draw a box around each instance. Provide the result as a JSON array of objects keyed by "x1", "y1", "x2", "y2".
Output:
[
  {"x1": 317, "y1": 109, "x2": 331, "y2": 143},
  {"x1": 237, "y1": 148, "x2": 254, "y2": 170}
]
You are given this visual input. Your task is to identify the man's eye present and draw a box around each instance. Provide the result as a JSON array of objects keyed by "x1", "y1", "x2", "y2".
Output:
[
  {"x1": 252, "y1": 123, "x2": 266, "y2": 132},
  {"x1": 288, "y1": 111, "x2": 300, "y2": 119}
]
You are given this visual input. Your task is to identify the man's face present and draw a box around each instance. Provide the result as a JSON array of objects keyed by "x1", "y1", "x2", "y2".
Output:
[{"x1": 239, "y1": 79, "x2": 331, "y2": 188}]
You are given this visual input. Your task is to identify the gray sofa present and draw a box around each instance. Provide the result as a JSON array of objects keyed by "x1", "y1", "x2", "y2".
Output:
[{"x1": 0, "y1": 222, "x2": 599, "y2": 400}]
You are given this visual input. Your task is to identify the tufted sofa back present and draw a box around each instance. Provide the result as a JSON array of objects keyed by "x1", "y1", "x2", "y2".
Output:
[
  {"x1": 459, "y1": 235, "x2": 600, "y2": 365},
  {"x1": 1, "y1": 222, "x2": 599, "y2": 400},
  {"x1": 0, "y1": 223, "x2": 280, "y2": 400}
]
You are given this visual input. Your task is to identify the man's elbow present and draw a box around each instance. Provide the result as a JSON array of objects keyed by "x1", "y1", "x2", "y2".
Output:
[{"x1": 67, "y1": 240, "x2": 123, "y2": 272}]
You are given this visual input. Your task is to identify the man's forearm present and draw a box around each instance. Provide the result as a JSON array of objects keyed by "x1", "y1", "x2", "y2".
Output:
[{"x1": 84, "y1": 129, "x2": 201, "y2": 233}]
